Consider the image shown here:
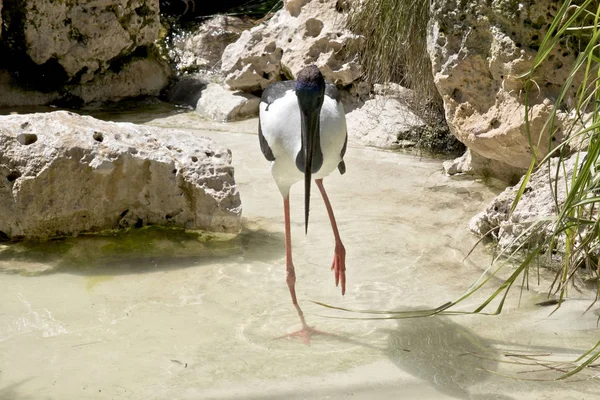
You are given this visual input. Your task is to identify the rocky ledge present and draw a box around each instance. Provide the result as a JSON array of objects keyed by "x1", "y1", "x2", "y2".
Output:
[
  {"x1": 469, "y1": 153, "x2": 582, "y2": 252},
  {"x1": 0, "y1": 111, "x2": 242, "y2": 240}
]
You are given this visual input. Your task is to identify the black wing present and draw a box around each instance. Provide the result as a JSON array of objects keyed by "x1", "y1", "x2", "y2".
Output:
[
  {"x1": 258, "y1": 121, "x2": 275, "y2": 161},
  {"x1": 325, "y1": 83, "x2": 341, "y2": 102},
  {"x1": 337, "y1": 134, "x2": 347, "y2": 175},
  {"x1": 262, "y1": 80, "x2": 296, "y2": 110},
  {"x1": 326, "y1": 83, "x2": 347, "y2": 175}
]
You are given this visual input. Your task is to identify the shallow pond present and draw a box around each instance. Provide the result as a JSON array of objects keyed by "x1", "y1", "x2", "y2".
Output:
[{"x1": 1, "y1": 110, "x2": 599, "y2": 399}]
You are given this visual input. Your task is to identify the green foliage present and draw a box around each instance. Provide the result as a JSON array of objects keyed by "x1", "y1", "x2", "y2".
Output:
[{"x1": 347, "y1": 0, "x2": 443, "y2": 116}]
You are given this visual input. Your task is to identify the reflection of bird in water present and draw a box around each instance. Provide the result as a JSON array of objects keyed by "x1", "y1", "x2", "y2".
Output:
[{"x1": 258, "y1": 65, "x2": 348, "y2": 344}]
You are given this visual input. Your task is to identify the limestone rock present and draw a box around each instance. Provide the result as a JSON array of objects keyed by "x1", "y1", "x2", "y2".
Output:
[
  {"x1": 221, "y1": 0, "x2": 362, "y2": 92},
  {"x1": 469, "y1": 153, "x2": 581, "y2": 252},
  {"x1": 428, "y1": 0, "x2": 578, "y2": 179},
  {"x1": 69, "y1": 58, "x2": 171, "y2": 104},
  {"x1": 0, "y1": 58, "x2": 170, "y2": 107},
  {"x1": 347, "y1": 83, "x2": 464, "y2": 153},
  {"x1": 443, "y1": 150, "x2": 473, "y2": 176},
  {"x1": 6, "y1": 0, "x2": 160, "y2": 81},
  {"x1": 0, "y1": 111, "x2": 242, "y2": 240},
  {"x1": 346, "y1": 95, "x2": 426, "y2": 149},
  {"x1": 196, "y1": 83, "x2": 260, "y2": 122},
  {"x1": 0, "y1": 0, "x2": 171, "y2": 105},
  {"x1": 171, "y1": 15, "x2": 254, "y2": 73},
  {"x1": 443, "y1": 149, "x2": 526, "y2": 184}
]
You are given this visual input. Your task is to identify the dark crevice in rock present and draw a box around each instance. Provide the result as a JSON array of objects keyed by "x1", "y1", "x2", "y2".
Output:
[
  {"x1": 93, "y1": 132, "x2": 104, "y2": 142},
  {"x1": 108, "y1": 45, "x2": 151, "y2": 74},
  {"x1": 6, "y1": 171, "x2": 22, "y2": 182},
  {"x1": 17, "y1": 133, "x2": 38, "y2": 145},
  {"x1": 50, "y1": 94, "x2": 85, "y2": 109}
]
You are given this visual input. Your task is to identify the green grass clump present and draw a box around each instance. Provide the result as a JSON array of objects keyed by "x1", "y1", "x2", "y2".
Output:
[{"x1": 347, "y1": 0, "x2": 444, "y2": 118}]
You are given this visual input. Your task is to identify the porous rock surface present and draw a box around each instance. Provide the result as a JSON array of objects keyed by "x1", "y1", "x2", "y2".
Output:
[
  {"x1": 167, "y1": 15, "x2": 257, "y2": 118},
  {"x1": 171, "y1": 15, "x2": 254, "y2": 73},
  {"x1": 221, "y1": 0, "x2": 361, "y2": 92},
  {"x1": 0, "y1": 111, "x2": 242, "y2": 240},
  {"x1": 469, "y1": 153, "x2": 581, "y2": 252},
  {"x1": 428, "y1": 0, "x2": 577, "y2": 179},
  {"x1": 6, "y1": 0, "x2": 160, "y2": 81},
  {"x1": 443, "y1": 148, "x2": 526, "y2": 184},
  {"x1": 0, "y1": 0, "x2": 170, "y2": 106},
  {"x1": 346, "y1": 85, "x2": 427, "y2": 149},
  {"x1": 68, "y1": 58, "x2": 170, "y2": 104},
  {"x1": 196, "y1": 83, "x2": 261, "y2": 122}
]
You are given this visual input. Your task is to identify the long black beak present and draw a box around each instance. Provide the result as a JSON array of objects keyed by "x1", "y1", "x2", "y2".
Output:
[{"x1": 302, "y1": 111, "x2": 319, "y2": 234}]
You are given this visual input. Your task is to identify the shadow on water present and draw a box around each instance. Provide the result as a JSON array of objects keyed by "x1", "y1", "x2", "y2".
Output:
[
  {"x1": 283, "y1": 307, "x2": 600, "y2": 399},
  {"x1": 382, "y1": 315, "x2": 511, "y2": 400},
  {"x1": 0, "y1": 223, "x2": 284, "y2": 277},
  {"x1": 381, "y1": 312, "x2": 600, "y2": 399},
  {"x1": 0, "y1": 379, "x2": 33, "y2": 400},
  {"x1": 0, "y1": 97, "x2": 189, "y2": 125}
]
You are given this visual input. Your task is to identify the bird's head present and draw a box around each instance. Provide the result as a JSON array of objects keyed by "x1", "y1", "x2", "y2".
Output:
[
  {"x1": 296, "y1": 65, "x2": 325, "y2": 234},
  {"x1": 296, "y1": 65, "x2": 325, "y2": 114}
]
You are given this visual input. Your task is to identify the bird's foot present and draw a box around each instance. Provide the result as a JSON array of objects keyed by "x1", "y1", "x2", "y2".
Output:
[
  {"x1": 331, "y1": 243, "x2": 346, "y2": 295},
  {"x1": 274, "y1": 324, "x2": 336, "y2": 345}
]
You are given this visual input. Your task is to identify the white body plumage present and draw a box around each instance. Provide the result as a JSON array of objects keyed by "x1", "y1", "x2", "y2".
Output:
[{"x1": 258, "y1": 88, "x2": 347, "y2": 196}]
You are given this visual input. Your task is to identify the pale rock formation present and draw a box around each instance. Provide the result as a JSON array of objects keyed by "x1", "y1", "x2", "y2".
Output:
[
  {"x1": 16, "y1": 0, "x2": 160, "y2": 82},
  {"x1": 346, "y1": 92, "x2": 426, "y2": 149},
  {"x1": 69, "y1": 58, "x2": 171, "y2": 104},
  {"x1": 171, "y1": 15, "x2": 254, "y2": 73},
  {"x1": 0, "y1": 58, "x2": 170, "y2": 107},
  {"x1": 221, "y1": 0, "x2": 362, "y2": 93},
  {"x1": 0, "y1": 0, "x2": 171, "y2": 106},
  {"x1": 166, "y1": 15, "x2": 254, "y2": 110},
  {"x1": 443, "y1": 149, "x2": 526, "y2": 184},
  {"x1": 469, "y1": 153, "x2": 582, "y2": 252},
  {"x1": 0, "y1": 111, "x2": 242, "y2": 240},
  {"x1": 196, "y1": 83, "x2": 261, "y2": 122},
  {"x1": 428, "y1": 0, "x2": 578, "y2": 179}
]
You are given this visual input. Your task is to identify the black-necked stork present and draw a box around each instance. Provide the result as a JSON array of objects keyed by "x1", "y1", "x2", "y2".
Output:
[{"x1": 258, "y1": 65, "x2": 348, "y2": 343}]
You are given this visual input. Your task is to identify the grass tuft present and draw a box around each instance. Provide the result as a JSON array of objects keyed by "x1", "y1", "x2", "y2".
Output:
[{"x1": 347, "y1": 0, "x2": 444, "y2": 119}]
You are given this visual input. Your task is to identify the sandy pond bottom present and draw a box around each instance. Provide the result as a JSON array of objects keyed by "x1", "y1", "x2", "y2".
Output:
[{"x1": 1, "y1": 111, "x2": 599, "y2": 400}]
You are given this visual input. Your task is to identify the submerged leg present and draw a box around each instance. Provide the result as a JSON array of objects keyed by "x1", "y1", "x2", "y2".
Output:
[
  {"x1": 315, "y1": 179, "x2": 346, "y2": 295},
  {"x1": 278, "y1": 195, "x2": 333, "y2": 345}
]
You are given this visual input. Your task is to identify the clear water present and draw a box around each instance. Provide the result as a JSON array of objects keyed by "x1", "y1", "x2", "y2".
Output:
[{"x1": 1, "y1": 110, "x2": 599, "y2": 399}]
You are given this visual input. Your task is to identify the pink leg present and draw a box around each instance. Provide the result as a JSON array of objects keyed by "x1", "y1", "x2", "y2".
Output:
[
  {"x1": 278, "y1": 195, "x2": 333, "y2": 345},
  {"x1": 283, "y1": 196, "x2": 300, "y2": 309},
  {"x1": 315, "y1": 179, "x2": 346, "y2": 295}
]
